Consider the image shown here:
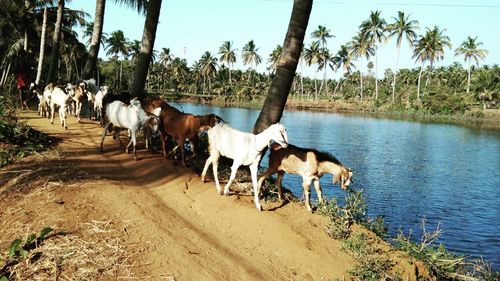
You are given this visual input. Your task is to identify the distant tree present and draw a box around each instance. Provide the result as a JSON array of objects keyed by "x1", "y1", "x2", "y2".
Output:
[
  {"x1": 199, "y1": 51, "x2": 218, "y2": 93},
  {"x1": 454, "y1": 36, "x2": 488, "y2": 93},
  {"x1": 302, "y1": 41, "x2": 322, "y2": 99},
  {"x1": 360, "y1": 10, "x2": 386, "y2": 100},
  {"x1": 311, "y1": 25, "x2": 334, "y2": 95},
  {"x1": 106, "y1": 30, "x2": 129, "y2": 90},
  {"x1": 47, "y1": 0, "x2": 65, "y2": 83},
  {"x1": 386, "y1": 11, "x2": 419, "y2": 103},
  {"x1": 349, "y1": 32, "x2": 374, "y2": 101},
  {"x1": 218, "y1": 41, "x2": 237, "y2": 86},
  {"x1": 268, "y1": 44, "x2": 282, "y2": 76},
  {"x1": 331, "y1": 44, "x2": 355, "y2": 98}
]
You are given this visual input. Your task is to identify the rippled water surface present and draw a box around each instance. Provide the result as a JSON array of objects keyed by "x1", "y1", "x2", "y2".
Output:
[{"x1": 172, "y1": 102, "x2": 500, "y2": 270}]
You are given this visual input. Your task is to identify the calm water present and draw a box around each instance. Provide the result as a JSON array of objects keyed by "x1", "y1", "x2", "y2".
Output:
[{"x1": 172, "y1": 102, "x2": 500, "y2": 270}]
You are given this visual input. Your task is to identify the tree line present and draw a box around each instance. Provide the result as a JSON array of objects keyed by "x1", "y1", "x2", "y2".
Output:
[{"x1": 1, "y1": 1, "x2": 498, "y2": 116}]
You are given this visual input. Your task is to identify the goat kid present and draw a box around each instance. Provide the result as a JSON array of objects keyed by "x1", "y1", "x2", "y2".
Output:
[
  {"x1": 49, "y1": 85, "x2": 73, "y2": 129},
  {"x1": 257, "y1": 144, "x2": 353, "y2": 212},
  {"x1": 201, "y1": 123, "x2": 288, "y2": 211}
]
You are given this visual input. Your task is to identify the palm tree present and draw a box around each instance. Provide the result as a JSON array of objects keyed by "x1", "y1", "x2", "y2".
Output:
[
  {"x1": 218, "y1": 41, "x2": 237, "y2": 86},
  {"x1": 454, "y1": 36, "x2": 488, "y2": 93},
  {"x1": 311, "y1": 25, "x2": 334, "y2": 95},
  {"x1": 47, "y1": 0, "x2": 65, "y2": 83},
  {"x1": 413, "y1": 26, "x2": 451, "y2": 100},
  {"x1": 349, "y1": 32, "x2": 374, "y2": 101},
  {"x1": 83, "y1": 0, "x2": 145, "y2": 80},
  {"x1": 360, "y1": 10, "x2": 386, "y2": 100},
  {"x1": 130, "y1": 0, "x2": 162, "y2": 99},
  {"x1": 254, "y1": 0, "x2": 312, "y2": 134},
  {"x1": 302, "y1": 41, "x2": 322, "y2": 99},
  {"x1": 199, "y1": 51, "x2": 218, "y2": 93},
  {"x1": 268, "y1": 44, "x2": 282, "y2": 76},
  {"x1": 128, "y1": 40, "x2": 141, "y2": 61},
  {"x1": 330, "y1": 44, "x2": 355, "y2": 98},
  {"x1": 159, "y1": 47, "x2": 173, "y2": 68},
  {"x1": 106, "y1": 30, "x2": 129, "y2": 90},
  {"x1": 386, "y1": 11, "x2": 419, "y2": 103},
  {"x1": 35, "y1": 5, "x2": 48, "y2": 84},
  {"x1": 241, "y1": 40, "x2": 262, "y2": 84}
]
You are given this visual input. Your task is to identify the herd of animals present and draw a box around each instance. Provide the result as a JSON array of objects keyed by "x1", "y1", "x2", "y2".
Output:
[{"x1": 28, "y1": 79, "x2": 354, "y2": 212}]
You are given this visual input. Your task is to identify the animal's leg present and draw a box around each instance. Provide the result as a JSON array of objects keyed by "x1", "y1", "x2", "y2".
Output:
[
  {"x1": 50, "y1": 105, "x2": 55, "y2": 124},
  {"x1": 127, "y1": 130, "x2": 137, "y2": 160},
  {"x1": 178, "y1": 138, "x2": 187, "y2": 166},
  {"x1": 276, "y1": 171, "x2": 285, "y2": 202},
  {"x1": 249, "y1": 163, "x2": 262, "y2": 211},
  {"x1": 200, "y1": 155, "x2": 212, "y2": 182},
  {"x1": 302, "y1": 178, "x2": 313, "y2": 212},
  {"x1": 211, "y1": 153, "x2": 222, "y2": 194},
  {"x1": 161, "y1": 132, "x2": 168, "y2": 158},
  {"x1": 125, "y1": 132, "x2": 133, "y2": 154},
  {"x1": 100, "y1": 123, "x2": 112, "y2": 152},
  {"x1": 313, "y1": 179, "x2": 323, "y2": 205},
  {"x1": 257, "y1": 167, "x2": 277, "y2": 201},
  {"x1": 223, "y1": 161, "x2": 241, "y2": 196},
  {"x1": 144, "y1": 126, "x2": 150, "y2": 150}
]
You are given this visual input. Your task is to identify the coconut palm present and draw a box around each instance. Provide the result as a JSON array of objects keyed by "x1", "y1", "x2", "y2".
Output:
[
  {"x1": 199, "y1": 51, "x2": 218, "y2": 93},
  {"x1": 242, "y1": 40, "x2": 262, "y2": 68},
  {"x1": 311, "y1": 25, "x2": 334, "y2": 95},
  {"x1": 106, "y1": 30, "x2": 129, "y2": 90},
  {"x1": 454, "y1": 36, "x2": 488, "y2": 93},
  {"x1": 218, "y1": 41, "x2": 237, "y2": 86},
  {"x1": 130, "y1": 0, "x2": 162, "y2": 99},
  {"x1": 128, "y1": 40, "x2": 141, "y2": 61},
  {"x1": 360, "y1": 10, "x2": 386, "y2": 100},
  {"x1": 302, "y1": 41, "x2": 322, "y2": 99},
  {"x1": 386, "y1": 11, "x2": 419, "y2": 103},
  {"x1": 268, "y1": 44, "x2": 282, "y2": 75},
  {"x1": 349, "y1": 32, "x2": 374, "y2": 101},
  {"x1": 254, "y1": 0, "x2": 312, "y2": 133},
  {"x1": 330, "y1": 44, "x2": 355, "y2": 98},
  {"x1": 35, "y1": 5, "x2": 48, "y2": 84},
  {"x1": 83, "y1": 0, "x2": 146, "y2": 80},
  {"x1": 413, "y1": 26, "x2": 451, "y2": 99},
  {"x1": 47, "y1": 0, "x2": 65, "y2": 83}
]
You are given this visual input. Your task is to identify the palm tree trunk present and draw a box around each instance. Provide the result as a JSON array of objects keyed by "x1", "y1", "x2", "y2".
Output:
[
  {"x1": 253, "y1": 0, "x2": 312, "y2": 134},
  {"x1": 424, "y1": 61, "x2": 433, "y2": 90},
  {"x1": 74, "y1": 56, "x2": 80, "y2": 81},
  {"x1": 24, "y1": 0, "x2": 29, "y2": 51},
  {"x1": 35, "y1": 7, "x2": 48, "y2": 85},
  {"x1": 130, "y1": 0, "x2": 162, "y2": 99},
  {"x1": 300, "y1": 59, "x2": 304, "y2": 98},
  {"x1": 359, "y1": 57, "x2": 363, "y2": 101},
  {"x1": 47, "y1": 0, "x2": 65, "y2": 83},
  {"x1": 83, "y1": 0, "x2": 106, "y2": 80},
  {"x1": 119, "y1": 60, "x2": 123, "y2": 90},
  {"x1": 392, "y1": 45, "x2": 401, "y2": 103},
  {"x1": 228, "y1": 63, "x2": 232, "y2": 86},
  {"x1": 466, "y1": 61, "x2": 471, "y2": 93},
  {"x1": 374, "y1": 48, "x2": 379, "y2": 100},
  {"x1": 417, "y1": 63, "x2": 424, "y2": 101}
]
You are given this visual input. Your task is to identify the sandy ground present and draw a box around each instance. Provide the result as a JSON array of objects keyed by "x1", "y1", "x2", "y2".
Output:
[{"x1": 0, "y1": 111, "x2": 429, "y2": 280}]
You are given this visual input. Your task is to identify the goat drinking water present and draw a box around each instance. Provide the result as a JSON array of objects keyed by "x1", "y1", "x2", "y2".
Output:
[
  {"x1": 257, "y1": 144, "x2": 353, "y2": 212},
  {"x1": 201, "y1": 123, "x2": 289, "y2": 211}
]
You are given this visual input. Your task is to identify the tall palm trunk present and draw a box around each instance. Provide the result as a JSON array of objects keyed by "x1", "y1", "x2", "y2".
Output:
[
  {"x1": 130, "y1": 0, "x2": 163, "y2": 99},
  {"x1": 119, "y1": 60, "x2": 123, "y2": 90},
  {"x1": 24, "y1": 0, "x2": 29, "y2": 51},
  {"x1": 417, "y1": 63, "x2": 424, "y2": 101},
  {"x1": 359, "y1": 57, "x2": 364, "y2": 101},
  {"x1": 83, "y1": 0, "x2": 106, "y2": 80},
  {"x1": 374, "y1": 48, "x2": 379, "y2": 100},
  {"x1": 254, "y1": 0, "x2": 312, "y2": 134},
  {"x1": 466, "y1": 61, "x2": 471, "y2": 93},
  {"x1": 391, "y1": 45, "x2": 401, "y2": 103},
  {"x1": 318, "y1": 57, "x2": 327, "y2": 96},
  {"x1": 35, "y1": 7, "x2": 48, "y2": 84},
  {"x1": 47, "y1": 0, "x2": 65, "y2": 83},
  {"x1": 228, "y1": 63, "x2": 232, "y2": 86},
  {"x1": 424, "y1": 61, "x2": 433, "y2": 90}
]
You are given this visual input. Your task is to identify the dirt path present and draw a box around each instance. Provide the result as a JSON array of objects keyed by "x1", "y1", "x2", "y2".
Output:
[{"x1": 1, "y1": 112, "x2": 428, "y2": 280}]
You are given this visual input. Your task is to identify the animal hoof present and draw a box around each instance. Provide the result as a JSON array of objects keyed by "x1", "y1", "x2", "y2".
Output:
[{"x1": 257, "y1": 205, "x2": 262, "y2": 211}]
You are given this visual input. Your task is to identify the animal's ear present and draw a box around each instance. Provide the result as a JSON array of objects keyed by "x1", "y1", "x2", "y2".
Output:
[{"x1": 216, "y1": 115, "x2": 225, "y2": 123}]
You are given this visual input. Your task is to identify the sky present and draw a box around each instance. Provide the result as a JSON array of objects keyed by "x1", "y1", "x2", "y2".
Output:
[{"x1": 67, "y1": 0, "x2": 500, "y2": 79}]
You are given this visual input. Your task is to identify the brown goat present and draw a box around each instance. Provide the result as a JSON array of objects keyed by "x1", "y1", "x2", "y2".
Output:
[
  {"x1": 257, "y1": 144, "x2": 353, "y2": 212},
  {"x1": 159, "y1": 102, "x2": 222, "y2": 166}
]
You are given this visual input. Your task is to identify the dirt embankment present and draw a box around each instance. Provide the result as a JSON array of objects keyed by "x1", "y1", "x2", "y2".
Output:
[{"x1": 0, "y1": 112, "x2": 430, "y2": 280}]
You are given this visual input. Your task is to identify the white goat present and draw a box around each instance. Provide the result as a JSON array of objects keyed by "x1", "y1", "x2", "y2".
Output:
[
  {"x1": 30, "y1": 83, "x2": 49, "y2": 117},
  {"x1": 80, "y1": 79, "x2": 98, "y2": 119},
  {"x1": 100, "y1": 98, "x2": 158, "y2": 160},
  {"x1": 94, "y1": 85, "x2": 109, "y2": 122},
  {"x1": 49, "y1": 86, "x2": 73, "y2": 129},
  {"x1": 66, "y1": 83, "x2": 86, "y2": 122},
  {"x1": 201, "y1": 123, "x2": 289, "y2": 211}
]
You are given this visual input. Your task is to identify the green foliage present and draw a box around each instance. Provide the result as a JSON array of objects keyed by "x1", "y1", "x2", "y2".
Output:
[
  {"x1": 421, "y1": 93, "x2": 467, "y2": 114},
  {"x1": 342, "y1": 233, "x2": 398, "y2": 280},
  {"x1": 362, "y1": 216, "x2": 388, "y2": 238},
  {"x1": 7, "y1": 228, "x2": 53, "y2": 259}
]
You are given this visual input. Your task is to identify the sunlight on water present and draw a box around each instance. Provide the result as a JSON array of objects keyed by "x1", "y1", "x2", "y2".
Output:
[{"x1": 172, "y1": 102, "x2": 500, "y2": 270}]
